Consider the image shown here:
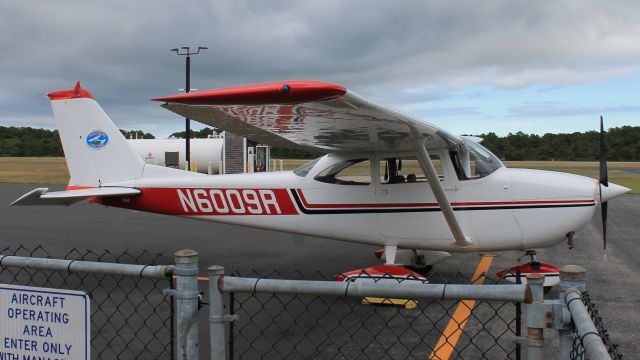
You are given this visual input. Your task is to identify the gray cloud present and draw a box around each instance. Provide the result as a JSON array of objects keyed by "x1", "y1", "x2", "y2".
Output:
[
  {"x1": 509, "y1": 103, "x2": 640, "y2": 117},
  {"x1": 413, "y1": 106, "x2": 480, "y2": 117},
  {"x1": 1, "y1": 0, "x2": 639, "y2": 135}
]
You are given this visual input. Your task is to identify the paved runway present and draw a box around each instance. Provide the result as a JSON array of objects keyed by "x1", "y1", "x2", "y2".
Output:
[{"x1": 1, "y1": 183, "x2": 638, "y2": 356}]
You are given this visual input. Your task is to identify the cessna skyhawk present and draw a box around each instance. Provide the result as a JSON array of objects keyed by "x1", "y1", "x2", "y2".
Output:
[{"x1": 12, "y1": 81, "x2": 629, "y2": 281}]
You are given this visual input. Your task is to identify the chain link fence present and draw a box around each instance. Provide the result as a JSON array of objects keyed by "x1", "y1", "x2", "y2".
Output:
[
  {"x1": 570, "y1": 291, "x2": 623, "y2": 360},
  {"x1": 0, "y1": 245, "x2": 625, "y2": 360},
  {"x1": 227, "y1": 268, "x2": 519, "y2": 360},
  {"x1": 0, "y1": 245, "x2": 173, "y2": 360}
]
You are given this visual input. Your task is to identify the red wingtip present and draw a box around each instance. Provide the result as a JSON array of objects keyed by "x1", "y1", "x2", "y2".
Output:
[
  {"x1": 151, "y1": 80, "x2": 346, "y2": 105},
  {"x1": 47, "y1": 81, "x2": 94, "y2": 100}
]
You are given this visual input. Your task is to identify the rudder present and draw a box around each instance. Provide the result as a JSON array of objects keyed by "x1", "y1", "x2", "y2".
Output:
[{"x1": 48, "y1": 81, "x2": 145, "y2": 187}]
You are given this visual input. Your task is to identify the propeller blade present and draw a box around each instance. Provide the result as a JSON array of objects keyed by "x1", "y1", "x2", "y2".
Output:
[
  {"x1": 599, "y1": 115, "x2": 608, "y2": 187},
  {"x1": 599, "y1": 115, "x2": 608, "y2": 257},
  {"x1": 601, "y1": 201, "x2": 608, "y2": 257}
]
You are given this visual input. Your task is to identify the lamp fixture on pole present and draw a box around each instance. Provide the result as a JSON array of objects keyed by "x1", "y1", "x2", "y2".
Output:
[{"x1": 170, "y1": 46, "x2": 208, "y2": 170}]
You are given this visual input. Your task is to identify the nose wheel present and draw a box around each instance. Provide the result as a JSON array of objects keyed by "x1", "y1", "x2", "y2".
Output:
[{"x1": 497, "y1": 250, "x2": 560, "y2": 292}]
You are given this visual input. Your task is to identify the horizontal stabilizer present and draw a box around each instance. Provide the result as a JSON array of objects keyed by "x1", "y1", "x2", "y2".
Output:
[{"x1": 10, "y1": 187, "x2": 141, "y2": 206}]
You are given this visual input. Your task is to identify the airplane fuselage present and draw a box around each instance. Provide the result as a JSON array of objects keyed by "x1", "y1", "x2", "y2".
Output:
[{"x1": 99, "y1": 152, "x2": 600, "y2": 253}]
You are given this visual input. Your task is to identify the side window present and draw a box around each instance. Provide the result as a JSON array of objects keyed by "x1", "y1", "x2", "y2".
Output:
[
  {"x1": 314, "y1": 159, "x2": 372, "y2": 185},
  {"x1": 379, "y1": 155, "x2": 443, "y2": 184}
]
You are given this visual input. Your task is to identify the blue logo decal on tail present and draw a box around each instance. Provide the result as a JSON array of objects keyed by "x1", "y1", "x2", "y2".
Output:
[{"x1": 86, "y1": 130, "x2": 109, "y2": 149}]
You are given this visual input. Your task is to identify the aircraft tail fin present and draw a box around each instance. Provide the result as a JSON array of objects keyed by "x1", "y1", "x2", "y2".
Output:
[{"x1": 48, "y1": 81, "x2": 145, "y2": 187}]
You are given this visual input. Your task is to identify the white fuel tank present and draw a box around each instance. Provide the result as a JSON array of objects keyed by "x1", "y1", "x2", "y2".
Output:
[{"x1": 127, "y1": 138, "x2": 223, "y2": 174}]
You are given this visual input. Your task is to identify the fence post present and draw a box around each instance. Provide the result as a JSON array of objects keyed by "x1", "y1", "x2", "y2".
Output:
[
  {"x1": 175, "y1": 249, "x2": 200, "y2": 360},
  {"x1": 209, "y1": 265, "x2": 226, "y2": 360},
  {"x1": 525, "y1": 273, "x2": 545, "y2": 360},
  {"x1": 558, "y1": 265, "x2": 586, "y2": 359},
  {"x1": 565, "y1": 290, "x2": 610, "y2": 359}
]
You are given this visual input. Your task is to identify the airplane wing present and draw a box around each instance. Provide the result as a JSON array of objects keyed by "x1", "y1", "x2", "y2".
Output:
[
  {"x1": 153, "y1": 80, "x2": 472, "y2": 248},
  {"x1": 10, "y1": 187, "x2": 141, "y2": 206},
  {"x1": 152, "y1": 81, "x2": 462, "y2": 153}
]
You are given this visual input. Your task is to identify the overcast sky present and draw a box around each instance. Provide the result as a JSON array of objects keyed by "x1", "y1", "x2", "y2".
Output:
[{"x1": 1, "y1": 1, "x2": 639, "y2": 138}]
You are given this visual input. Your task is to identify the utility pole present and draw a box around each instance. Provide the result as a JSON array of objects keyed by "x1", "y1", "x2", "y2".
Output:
[{"x1": 170, "y1": 46, "x2": 208, "y2": 171}]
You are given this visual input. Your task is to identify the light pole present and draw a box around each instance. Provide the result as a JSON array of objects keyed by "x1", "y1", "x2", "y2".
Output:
[{"x1": 170, "y1": 46, "x2": 208, "y2": 171}]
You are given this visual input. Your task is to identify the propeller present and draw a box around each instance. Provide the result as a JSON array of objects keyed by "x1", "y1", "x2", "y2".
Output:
[{"x1": 598, "y1": 115, "x2": 608, "y2": 258}]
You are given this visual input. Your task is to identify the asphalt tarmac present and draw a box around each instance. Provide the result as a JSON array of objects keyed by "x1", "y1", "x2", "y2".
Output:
[{"x1": 1, "y1": 184, "x2": 638, "y2": 356}]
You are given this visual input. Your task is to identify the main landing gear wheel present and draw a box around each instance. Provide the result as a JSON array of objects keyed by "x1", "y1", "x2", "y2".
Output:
[
  {"x1": 406, "y1": 265, "x2": 433, "y2": 277},
  {"x1": 496, "y1": 250, "x2": 560, "y2": 293}
]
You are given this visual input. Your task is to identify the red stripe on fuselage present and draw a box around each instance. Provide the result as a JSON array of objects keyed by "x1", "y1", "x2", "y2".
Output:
[
  {"x1": 295, "y1": 189, "x2": 594, "y2": 209},
  {"x1": 98, "y1": 188, "x2": 298, "y2": 216}
]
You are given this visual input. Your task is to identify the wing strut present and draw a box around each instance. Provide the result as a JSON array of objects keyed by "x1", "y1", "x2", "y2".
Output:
[{"x1": 411, "y1": 136, "x2": 472, "y2": 248}]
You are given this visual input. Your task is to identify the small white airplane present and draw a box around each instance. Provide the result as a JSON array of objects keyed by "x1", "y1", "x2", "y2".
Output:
[{"x1": 12, "y1": 81, "x2": 630, "y2": 283}]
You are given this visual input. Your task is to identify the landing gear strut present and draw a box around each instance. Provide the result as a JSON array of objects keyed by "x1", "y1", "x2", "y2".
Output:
[
  {"x1": 519, "y1": 250, "x2": 538, "y2": 263},
  {"x1": 405, "y1": 250, "x2": 433, "y2": 276}
]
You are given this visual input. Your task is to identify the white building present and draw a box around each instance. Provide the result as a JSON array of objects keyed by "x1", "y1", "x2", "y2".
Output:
[{"x1": 127, "y1": 133, "x2": 270, "y2": 174}]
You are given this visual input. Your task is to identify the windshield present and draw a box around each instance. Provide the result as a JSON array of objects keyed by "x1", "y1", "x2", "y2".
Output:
[
  {"x1": 466, "y1": 140, "x2": 503, "y2": 178},
  {"x1": 293, "y1": 157, "x2": 322, "y2": 177},
  {"x1": 453, "y1": 139, "x2": 503, "y2": 180}
]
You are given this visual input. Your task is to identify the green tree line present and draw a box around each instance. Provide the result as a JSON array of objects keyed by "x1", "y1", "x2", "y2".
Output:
[
  {"x1": 0, "y1": 127, "x2": 63, "y2": 156},
  {"x1": 477, "y1": 126, "x2": 640, "y2": 161},
  {"x1": 1, "y1": 125, "x2": 639, "y2": 161},
  {"x1": 0, "y1": 127, "x2": 153, "y2": 156},
  {"x1": 120, "y1": 129, "x2": 155, "y2": 139},
  {"x1": 169, "y1": 127, "x2": 222, "y2": 139}
]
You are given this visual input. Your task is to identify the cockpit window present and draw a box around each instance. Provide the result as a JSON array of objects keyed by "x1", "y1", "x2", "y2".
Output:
[
  {"x1": 293, "y1": 157, "x2": 321, "y2": 177},
  {"x1": 314, "y1": 159, "x2": 371, "y2": 185},
  {"x1": 452, "y1": 139, "x2": 503, "y2": 180},
  {"x1": 379, "y1": 155, "x2": 442, "y2": 184}
]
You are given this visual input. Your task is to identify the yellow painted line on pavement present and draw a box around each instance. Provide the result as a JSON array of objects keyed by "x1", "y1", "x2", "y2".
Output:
[{"x1": 428, "y1": 255, "x2": 494, "y2": 360}]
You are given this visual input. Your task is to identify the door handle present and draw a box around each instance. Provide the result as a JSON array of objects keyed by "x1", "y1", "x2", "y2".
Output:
[{"x1": 380, "y1": 189, "x2": 389, "y2": 195}]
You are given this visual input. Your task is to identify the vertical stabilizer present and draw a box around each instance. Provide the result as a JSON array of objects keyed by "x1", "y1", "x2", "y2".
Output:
[{"x1": 48, "y1": 81, "x2": 145, "y2": 187}]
